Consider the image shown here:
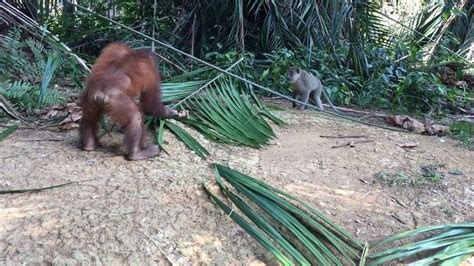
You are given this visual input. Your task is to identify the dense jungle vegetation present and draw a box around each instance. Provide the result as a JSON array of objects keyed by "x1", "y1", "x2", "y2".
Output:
[
  {"x1": 1, "y1": 1, "x2": 473, "y2": 265},
  {"x1": 0, "y1": 0, "x2": 473, "y2": 146}
]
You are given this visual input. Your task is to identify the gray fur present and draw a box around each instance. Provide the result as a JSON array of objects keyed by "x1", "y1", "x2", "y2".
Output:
[{"x1": 287, "y1": 67, "x2": 341, "y2": 114}]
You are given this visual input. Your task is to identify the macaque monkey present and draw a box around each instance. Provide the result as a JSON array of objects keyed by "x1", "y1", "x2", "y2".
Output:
[
  {"x1": 287, "y1": 67, "x2": 341, "y2": 114},
  {"x1": 80, "y1": 42, "x2": 186, "y2": 160}
]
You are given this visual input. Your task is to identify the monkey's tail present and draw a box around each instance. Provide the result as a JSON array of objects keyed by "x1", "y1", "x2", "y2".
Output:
[{"x1": 321, "y1": 88, "x2": 343, "y2": 115}]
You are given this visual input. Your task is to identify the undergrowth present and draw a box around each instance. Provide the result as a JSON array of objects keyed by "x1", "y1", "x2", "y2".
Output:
[
  {"x1": 0, "y1": 28, "x2": 83, "y2": 112},
  {"x1": 376, "y1": 163, "x2": 447, "y2": 187},
  {"x1": 450, "y1": 121, "x2": 474, "y2": 149}
]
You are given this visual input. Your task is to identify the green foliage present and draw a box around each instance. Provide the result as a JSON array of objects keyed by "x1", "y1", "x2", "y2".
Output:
[
  {"x1": 205, "y1": 164, "x2": 364, "y2": 265},
  {"x1": 370, "y1": 224, "x2": 474, "y2": 265},
  {"x1": 0, "y1": 27, "x2": 80, "y2": 111},
  {"x1": 0, "y1": 29, "x2": 44, "y2": 82},
  {"x1": 204, "y1": 50, "x2": 257, "y2": 87},
  {"x1": 161, "y1": 80, "x2": 209, "y2": 102},
  {"x1": 181, "y1": 78, "x2": 276, "y2": 148},
  {"x1": 39, "y1": 53, "x2": 61, "y2": 107},
  {"x1": 0, "y1": 80, "x2": 62, "y2": 111},
  {"x1": 450, "y1": 121, "x2": 474, "y2": 148},
  {"x1": 0, "y1": 125, "x2": 18, "y2": 141},
  {"x1": 204, "y1": 165, "x2": 474, "y2": 265},
  {"x1": 35, "y1": 0, "x2": 471, "y2": 117},
  {"x1": 376, "y1": 163, "x2": 445, "y2": 187},
  {"x1": 391, "y1": 71, "x2": 446, "y2": 114},
  {"x1": 258, "y1": 49, "x2": 299, "y2": 94},
  {"x1": 156, "y1": 75, "x2": 281, "y2": 151},
  {"x1": 164, "y1": 121, "x2": 209, "y2": 159},
  {"x1": 43, "y1": 0, "x2": 470, "y2": 116}
]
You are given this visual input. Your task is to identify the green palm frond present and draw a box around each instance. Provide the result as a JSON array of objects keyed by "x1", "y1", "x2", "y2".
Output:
[
  {"x1": 349, "y1": 0, "x2": 391, "y2": 77},
  {"x1": 0, "y1": 125, "x2": 18, "y2": 141},
  {"x1": 204, "y1": 164, "x2": 474, "y2": 265},
  {"x1": 369, "y1": 224, "x2": 474, "y2": 265},
  {"x1": 159, "y1": 76, "x2": 280, "y2": 156},
  {"x1": 181, "y1": 78, "x2": 275, "y2": 148},
  {"x1": 161, "y1": 80, "x2": 209, "y2": 102},
  {"x1": 205, "y1": 164, "x2": 365, "y2": 265},
  {"x1": 203, "y1": 183, "x2": 294, "y2": 265},
  {"x1": 38, "y1": 52, "x2": 60, "y2": 106},
  {"x1": 165, "y1": 120, "x2": 209, "y2": 158},
  {"x1": 397, "y1": 3, "x2": 445, "y2": 48}
]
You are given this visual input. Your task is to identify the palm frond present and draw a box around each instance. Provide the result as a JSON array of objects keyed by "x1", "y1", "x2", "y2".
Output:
[
  {"x1": 369, "y1": 224, "x2": 474, "y2": 265},
  {"x1": 38, "y1": 52, "x2": 60, "y2": 106},
  {"x1": 181, "y1": 78, "x2": 275, "y2": 148},
  {"x1": 202, "y1": 183, "x2": 294, "y2": 265},
  {"x1": 349, "y1": 0, "x2": 391, "y2": 77},
  {"x1": 208, "y1": 164, "x2": 365, "y2": 265},
  {"x1": 0, "y1": 125, "x2": 18, "y2": 141},
  {"x1": 204, "y1": 164, "x2": 474, "y2": 265},
  {"x1": 161, "y1": 80, "x2": 209, "y2": 102},
  {"x1": 165, "y1": 120, "x2": 209, "y2": 158}
]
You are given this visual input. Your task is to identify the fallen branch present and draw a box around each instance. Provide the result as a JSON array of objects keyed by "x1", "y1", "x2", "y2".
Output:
[
  {"x1": 17, "y1": 138, "x2": 65, "y2": 142},
  {"x1": 322, "y1": 104, "x2": 386, "y2": 116},
  {"x1": 0, "y1": 178, "x2": 95, "y2": 194},
  {"x1": 320, "y1": 135, "x2": 368, "y2": 139},
  {"x1": 143, "y1": 231, "x2": 175, "y2": 264},
  {"x1": 331, "y1": 140, "x2": 374, "y2": 148},
  {"x1": 0, "y1": 95, "x2": 27, "y2": 123}
]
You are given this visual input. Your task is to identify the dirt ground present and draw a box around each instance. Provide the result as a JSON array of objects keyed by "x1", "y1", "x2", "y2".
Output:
[{"x1": 1, "y1": 105, "x2": 473, "y2": 265}]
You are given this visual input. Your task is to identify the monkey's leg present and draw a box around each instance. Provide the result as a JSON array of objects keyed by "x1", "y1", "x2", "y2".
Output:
[
  {"x1": 80, "y1": 98, "x2": 102, "y2": 151},
  {"x1": 299, "y1": 90, "x2": 311, "y2": 110},
  {"x1": 312, "y1": 89, "x2": 324, "y2": 111},
  {"x1": 292, "y1": 91, "x2": 298, "y2": 108},
  {"x1": 106, "y1": 94, "x2": 159, "y2": 160}
]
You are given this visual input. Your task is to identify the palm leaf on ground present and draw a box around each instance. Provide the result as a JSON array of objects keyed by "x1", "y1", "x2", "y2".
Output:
[
  {"x1": 158, "y1": 76, "x2": 280, "y2": 157},
  {"x1": 369, "y1": 224, "x2": 474, "y2": 265},
  {"x1": 205, "y1": 164, "x2": 365, "y2": 265},
  {"x1": 204, "y1": 164, "x2": 474, "y2": 265},
  {"x1": 0, "y1": 125, "x2": 18, "y2": 141}
]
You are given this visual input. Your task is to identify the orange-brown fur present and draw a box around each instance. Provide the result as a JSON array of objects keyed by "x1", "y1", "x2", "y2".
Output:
[{"x1": 80, "y1": 42, "x2": 178, "y2": 160}]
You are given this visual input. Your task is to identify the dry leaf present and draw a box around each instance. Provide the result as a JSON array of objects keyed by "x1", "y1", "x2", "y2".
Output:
[
  {"x1": 385, "y1": 115, "x2": 426, "y2": 133},
  {"x1": 384, "y1": 115, "x2": 411, "y2": 127},
  {"x1": 39, "y1": 109, "x2": 58, "y2": 120},
  {"x1": 426, "y1": 124, "x2": 451, "y2": 136},
  {"x1": 59, "y1": 122, "x2": 80, "y2": 130},
  {"x1": 403, "y1": 118, "x2": 425, "y2": 134}
]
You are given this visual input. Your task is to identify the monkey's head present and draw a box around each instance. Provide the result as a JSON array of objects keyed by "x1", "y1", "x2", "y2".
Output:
[{"x1": 287, "y1": 67, "x2": 302, "y2": 83}]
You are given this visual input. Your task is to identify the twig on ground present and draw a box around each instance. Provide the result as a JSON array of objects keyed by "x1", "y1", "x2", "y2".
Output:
[
  {"x1": 320, "y1": 135, "x2": 368, "y2": 139},
  {"x1": 390, "y1": 196, "x2": 408, "y2": 209},
  {"x1": 331, "y1": 140, "x2": 374, "y2": 148},
  {"x1": 0, "y1": 95, "x2": 27, "y2": 123},
  {"x1": 0, "y1": 178, "x2": 95, "y2": 194},
  {"x1": 323, "y1": 104, "x2": 387, "y2": 117},
  {"x1": 143, "y1": 231, "x2": 175, "y2": 265},
  {"x1": 391, "y1": 213, "x2": 408, "y2": 225},
  {"x1": 18, "y1": 138, "x2": 65, "y2": 142},
  {"x1": 0, "y1": 155, "x2": 19, "y2": 160}
]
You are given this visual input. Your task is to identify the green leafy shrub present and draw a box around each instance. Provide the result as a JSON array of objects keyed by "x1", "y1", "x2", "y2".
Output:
[
  {"x1": 0, "y1": 80, "x2": 62, "y2": 111},
  {"x1": 0, "y1": 28, "x2": 80, "y2": 112},
  {"x1": 450, "y1": 121, "x2": 474, "y2": 149}
]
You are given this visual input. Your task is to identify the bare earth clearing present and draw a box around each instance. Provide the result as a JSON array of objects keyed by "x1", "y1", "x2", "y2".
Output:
[{"x1": 1, "y1": 103, "x2": 473, "y2": 265}]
